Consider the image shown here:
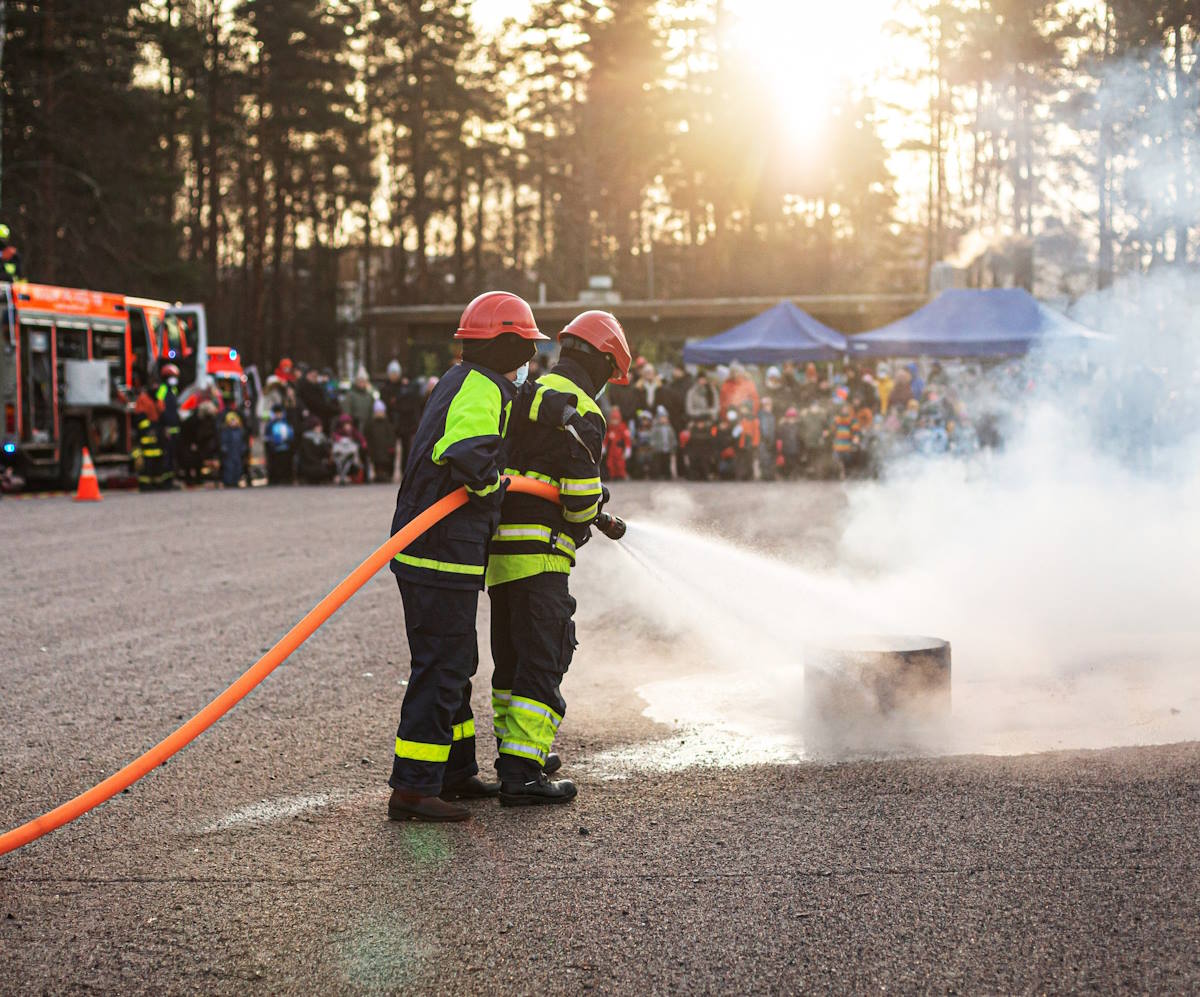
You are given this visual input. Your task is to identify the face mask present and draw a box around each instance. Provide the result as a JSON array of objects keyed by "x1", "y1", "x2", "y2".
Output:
[
  {"x1": 167, "y1": 377, "x2": 178, "y2": 387},
  {"x1": 514, "y1": 363, "x2": 529, "y2": 387}
]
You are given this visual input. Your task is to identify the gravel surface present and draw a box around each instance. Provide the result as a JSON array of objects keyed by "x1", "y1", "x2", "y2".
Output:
[{"x1": 1, "y1": 481, "x2": 1197, "y2": 994}]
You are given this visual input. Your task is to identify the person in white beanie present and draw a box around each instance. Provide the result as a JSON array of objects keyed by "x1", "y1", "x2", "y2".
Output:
[
  {"x1": 365, "y1": 397, "x2": 397, "y2": 483},
  {"x1": 379, "y1": 359, "x2": 422, "y2": 478},
  {"x1": 342, "y1": 365, "x2": 377, "y2": 431}
]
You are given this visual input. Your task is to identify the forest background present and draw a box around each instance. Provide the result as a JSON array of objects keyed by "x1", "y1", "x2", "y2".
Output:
[{"x1": 1, "y1": 1, "x2": 1194, "y2": 366}]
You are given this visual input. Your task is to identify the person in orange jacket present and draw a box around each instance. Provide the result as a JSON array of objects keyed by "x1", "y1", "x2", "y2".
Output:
[
  {"x1": 604, "y1": 405, "x2": 632, "y2": 480},
  {"x1": 719, "y1": 362, "x2": 760, "y2": 416}
]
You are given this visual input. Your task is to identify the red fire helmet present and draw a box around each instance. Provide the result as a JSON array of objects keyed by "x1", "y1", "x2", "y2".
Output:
[
  {"x1": 455, "y1": 291, "x2": 547, "y2": 341},
  {"x1": 558, "y1": 310, "x2": 632, "y2": 385}
]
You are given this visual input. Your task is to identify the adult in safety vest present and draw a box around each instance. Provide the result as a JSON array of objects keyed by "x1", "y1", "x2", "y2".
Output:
[
  {"x1": 487, "y1": 310, "x2": 632, "y2": 806},
  {"x1": 156, "y1": 363, "x2": 183, "y2": 473},
  {"x1": 132, "y1": 407, "x2": 172, "y2": 491},
  {"x1": 386, "y1": 291, "x2": 548, "y2": 823}
]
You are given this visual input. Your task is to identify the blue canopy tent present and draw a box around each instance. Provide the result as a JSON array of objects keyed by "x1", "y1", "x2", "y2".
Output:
[
  {"x1": 846, "y1": 288, "x2": 1106, "y2": 359},
  {"x1": 682, "y1": 301, "x2": 848, "y2": 365}
]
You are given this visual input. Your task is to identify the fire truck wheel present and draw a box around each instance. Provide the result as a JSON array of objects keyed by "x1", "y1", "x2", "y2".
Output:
[{"x1": 59, "y1": 422, "x2": 85, "y2": 490}]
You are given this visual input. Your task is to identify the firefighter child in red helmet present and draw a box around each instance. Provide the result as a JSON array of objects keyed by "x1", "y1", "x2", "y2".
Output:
[
  {"x1": 386, "y1": 291, "x2": 548, "y2": 823},
  {"x1": 486, "y1": 310, "x2": 632, "y2": 805}
]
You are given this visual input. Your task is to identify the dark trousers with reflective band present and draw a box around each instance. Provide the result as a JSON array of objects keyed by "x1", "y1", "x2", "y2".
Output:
[
  {"x1": 489, "y1": 572, "x2": 577, "y2": 782},
  {"x1": 391, "y1": 578, "x2": 480, "y2": 796}
]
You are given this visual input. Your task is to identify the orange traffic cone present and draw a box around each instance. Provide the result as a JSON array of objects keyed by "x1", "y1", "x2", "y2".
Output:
[{"x1": 74, "y1": 447, "x2": 102, "y2": 502}]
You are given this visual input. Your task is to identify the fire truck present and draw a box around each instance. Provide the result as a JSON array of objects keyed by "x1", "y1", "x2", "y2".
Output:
[{"x1": 1, "y1": 282, "x2": 208, "y2": 486}]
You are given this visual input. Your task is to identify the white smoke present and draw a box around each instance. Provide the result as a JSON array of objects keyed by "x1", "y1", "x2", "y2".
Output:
[{"x1": 579, "y1": 268, "x2": 1200, "y2": 767}]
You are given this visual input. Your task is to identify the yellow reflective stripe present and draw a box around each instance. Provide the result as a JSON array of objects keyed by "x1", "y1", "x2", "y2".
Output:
[
  {"x1": 505, "y1": 697, "x2": 562, "y2": 755},
  {"x1": 494, "y1": 523, "x2": 553, "y2": 541},
  {"x1": 466, "y1": 473, "x2": 502, "y2": 497},
  {"x1": 486, "y1": 552, "x2": 572, "y2": 587},
  {"x1": 395, "y1": 738, "x2": 451, "y2": 762},
  {"x1": 492, "y1": 689, "x2": 511, "y2": 738},
  {"x1": 492, "y1": 524, "x2": 576, "y2": 555},
  {"x1": 393, "y1": 552, "x2": 484, "y2": 575},
  {"x1": 499, "y1": 740, "x2": 548, "y2": 764},
  {"x1": 562, "y1": 501, "x2": 599, "y2": 524},
  {"x1": 529, "y1": 386, "x2": 546, "y2": 423},
  {"x1": 559, "y1": 477, "x2": 602, "y2": 496},
  {"x1": 452, "y1": 718, "x2": 476, "y2": 741},
  {"x1": 536, "y1": 373, "x2": 603, "y2": 420},
  {"x1": 432, "y1": 369, "x2": 502, "y2": 465},
  {"x1": 511, "y1": 695, "x2": 563, "y2": 727},
  {"x1": 504, "y1": 467, "x2": 559, "y2": 487}
]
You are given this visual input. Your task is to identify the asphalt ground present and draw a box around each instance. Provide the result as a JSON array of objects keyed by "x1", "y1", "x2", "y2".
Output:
[{"x1": 1, "y1": 481, "x2": 1197, "y2": 994}]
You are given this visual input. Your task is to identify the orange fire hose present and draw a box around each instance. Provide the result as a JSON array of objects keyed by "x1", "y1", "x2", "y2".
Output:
[{"x1": 0, "y1": 475, "x2": 560, "y2": 857}]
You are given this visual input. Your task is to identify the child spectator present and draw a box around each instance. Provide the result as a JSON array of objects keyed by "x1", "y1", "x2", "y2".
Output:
[
  {"x1": 690, "y1": 418, "x2": 718, "y2": 480},
  {"x1": 264, "y1": 403, "x2": 296, "y2": 485},
  {"x1": 758, "y1": 396, "x2": 778, "y2": 481},
  {"x1": 830, "y1": 402, "x2": 860, "y2": 479},
  {"x1": 331, "y1": 413, "x2": 367, "y2": 485},
  {"x1": 219, "y1": 411, "x2": 246, "y2": 488},
  {"x1": 947, "y1": 418, "x2": 979, "y2": 457},
  {"x1": 911, "y1": 415, "x2": 948, "y2": 456},
  {"x1": 298, "y1": 415, "x2": 334, "y2": 484},
  {"x1": 365, "y1": 399, "x2": 397, "y2": 483},
  {"x1": 734, "y1": 401, "x2": 760, "y2": 480},
  {"x1": 649, "y1": 405, "x2": 677, "y2": 480},
  {"x1": 677, "y1": 422, "x2": 693, "y2": 480},
  {"x1": 778, "y1": 407, "x2": 801, "y2": 479},
  {"x1": 632, "y1": 411, "x2": 654, "y2": 479},
  {"x1": 604, "y1": 405, "x2": 632, "y2": 481},
  {"x1": 799, "y1": 402, "x2": 827, "y2": 476},
  {"x1": 716, "y1": 409, "x2": 738, "y2": 480}
]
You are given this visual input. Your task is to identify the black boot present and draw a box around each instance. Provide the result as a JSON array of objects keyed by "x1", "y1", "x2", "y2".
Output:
[
  {"x1": 440, "y1": 774, "x2": 501, "y2": 801},
  {"x1": 499, "y1": 771, "x2": 578, "y2": 807},
  {"x1": 494, "y1": 752, "x2": 562, "y2": 776},
  {"x1": 388, "y1": 789, "x2": 470, "y2": 822}
]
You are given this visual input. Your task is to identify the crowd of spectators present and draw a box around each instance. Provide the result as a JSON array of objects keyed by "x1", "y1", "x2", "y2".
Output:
[
  {"x1": 597, "y1": 356, "x2": 1004, "y2": 481},
  {"x1": 255, "y1": 359, "x2": 429, "y2": 486},
  {"x1": 206, "y1": 346, "x2": 1190, "y2": 490}
]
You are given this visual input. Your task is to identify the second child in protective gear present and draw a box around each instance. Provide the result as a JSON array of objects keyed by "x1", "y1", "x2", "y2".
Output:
[
  {"x1": 603, "y1": 406, "x2": 632, "y2": 481},
  {"x1": 387, "y1": 291, "x2": 547, "y2": 823},
  {"x1": 487, "y1": 309, "x2": 631, "y2": 807}
]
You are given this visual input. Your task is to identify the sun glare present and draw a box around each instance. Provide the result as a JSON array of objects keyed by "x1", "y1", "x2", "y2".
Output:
[{"x1": 728, "y1": 0, "x2": 896, "y2": 143}]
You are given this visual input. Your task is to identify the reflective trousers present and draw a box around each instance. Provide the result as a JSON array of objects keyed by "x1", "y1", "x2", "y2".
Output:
[
  {"x1": 488, "y1": 571, "x2": 577, "y2": 782},
  {"x1": 390, "y1": 578, "x2": 480, "y2": 796}
]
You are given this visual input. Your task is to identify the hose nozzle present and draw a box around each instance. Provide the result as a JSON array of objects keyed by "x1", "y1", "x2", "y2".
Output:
[{"x1": 594, "y1": 512, "x2": 626, "y2": 542}]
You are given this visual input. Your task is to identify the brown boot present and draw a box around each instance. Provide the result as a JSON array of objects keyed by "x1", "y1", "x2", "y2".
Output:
[{"x1": 388, "y1": 789, "x2": 470, "y2": 822}]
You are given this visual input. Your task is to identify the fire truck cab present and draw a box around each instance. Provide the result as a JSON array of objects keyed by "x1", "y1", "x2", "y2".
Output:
[{"x1": 1, "y1": 282, "x2": 208, "y2": 486}]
